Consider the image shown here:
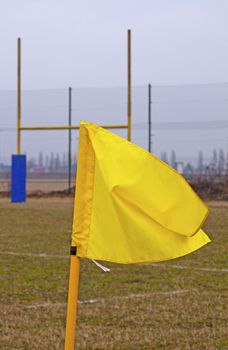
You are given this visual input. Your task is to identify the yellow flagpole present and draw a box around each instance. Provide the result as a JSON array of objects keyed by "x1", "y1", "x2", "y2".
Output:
[{"x1": 64, "y1": 247, "x2": 80, "y2": 350}]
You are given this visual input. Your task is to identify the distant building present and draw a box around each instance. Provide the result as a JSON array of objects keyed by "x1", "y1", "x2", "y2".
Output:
[
  {"x1": 183, "y1": 163, "x2": 194, "y2": 176},
  {"x1": 176, "y1": 161, "x2": 184, "y2": 174},
  {"x1": 29, "y1": 166, "x2": 46, "y2": 174}
]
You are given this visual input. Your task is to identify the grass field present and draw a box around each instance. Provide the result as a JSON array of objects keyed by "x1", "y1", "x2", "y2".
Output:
[{"x1": 0, "y1": 198, "x2": 227, "y2": 349}]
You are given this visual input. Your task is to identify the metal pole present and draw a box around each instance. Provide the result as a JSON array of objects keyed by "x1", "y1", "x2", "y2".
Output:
[
  {"x1": 127, "y1": 29, "x2": 132, "y2": 141},
  {"x1": 68, "y1": 87, "x2": 72, "y2": 194},
  {"x1": 17, "y1": 38, "x2": 21, "y2": 154},
  {"x1": 148, "y1": 84, "x2": 152, "y2": 152}
]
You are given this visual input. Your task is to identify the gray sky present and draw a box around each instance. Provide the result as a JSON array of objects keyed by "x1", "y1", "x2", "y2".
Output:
[
  {"x1": 1, "y1": 1, "x2": 228, "y2": 163},
  {"x1": 1, "y1": 0, "x2": 228, "y2": 88}
]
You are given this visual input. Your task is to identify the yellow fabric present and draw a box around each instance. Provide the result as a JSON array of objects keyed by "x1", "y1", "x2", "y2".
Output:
[{"x1": 72, "y1": 121, "x2": 210, "y2": 264}]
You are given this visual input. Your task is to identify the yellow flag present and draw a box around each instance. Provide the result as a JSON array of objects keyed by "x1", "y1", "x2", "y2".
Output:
[{"x1": 72, "y1": 121, "x2": 210, "y2": 264}]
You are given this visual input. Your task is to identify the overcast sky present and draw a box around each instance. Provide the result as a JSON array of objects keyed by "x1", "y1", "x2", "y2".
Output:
[
  {"x1": 1, "y1": 0, "x2": 228, "y2": 89},
  {"x1": 1, "y1": 1, "x2": 228, "y2": 163}
]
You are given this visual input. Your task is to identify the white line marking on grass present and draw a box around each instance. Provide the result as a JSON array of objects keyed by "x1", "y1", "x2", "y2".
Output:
[
  {"x1": 26, "y1": 299, "x2": 97, "y2": 309},
  {"x1": 0, "y1": 251, "x2": 227, "y2": 273},
  {"x1": 26, "y1": 302, "x2": 66, "y2": 309},
  {"x1": 0, "y1": 251, "x2": 68, "y2": 259},
  {"x1": 103, "y1": 289, "x2": 197, "y2": 301},
  {"x1": 25, "y1": 289, "x2": 196, "y2": 309},
  {"x1": 146, "y1": 263, "x2": 228, "y2": 273}
]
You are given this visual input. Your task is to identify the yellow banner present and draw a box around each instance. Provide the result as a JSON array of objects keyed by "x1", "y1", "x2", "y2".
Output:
[{"x1": 72, "y1": 122, "x2": 210, "y2": 264}]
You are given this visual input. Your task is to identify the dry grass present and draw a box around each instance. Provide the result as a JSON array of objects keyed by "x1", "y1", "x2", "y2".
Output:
[
  {"x1": 0, "y1": 178, "x2": 76, "y2": 194},
  {"x1": 0, "y1": 199, "x2": 227, "y2": 349}
]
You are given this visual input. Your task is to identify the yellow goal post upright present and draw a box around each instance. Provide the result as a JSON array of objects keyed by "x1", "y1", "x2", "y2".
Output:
[{"x1": 11, "y1": 37, "x2": 26, "y2": 203}]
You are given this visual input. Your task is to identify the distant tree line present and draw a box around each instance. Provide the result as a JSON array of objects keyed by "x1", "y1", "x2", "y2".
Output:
[
  {"x1": 23, "y1": 148, "x2": 228, "y2": 175},
  {"x1": 27, "y1": 151, "x2": 77, "y2": 173},
  {"x1": 160, "y1": 148, "x2": 228, "y2": 176}
]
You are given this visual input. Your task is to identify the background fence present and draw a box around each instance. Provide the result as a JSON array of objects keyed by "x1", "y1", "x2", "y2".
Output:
[{"x1": 1, "y1": 83, "x2": 228, "y2": 194}]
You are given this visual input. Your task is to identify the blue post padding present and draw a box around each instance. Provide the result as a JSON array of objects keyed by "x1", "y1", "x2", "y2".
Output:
[{"x1": 11, "y1": 155, "x2": 27, "y2": 203}]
